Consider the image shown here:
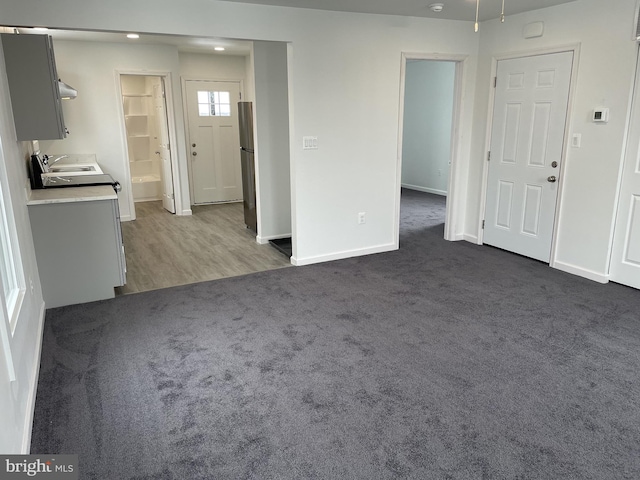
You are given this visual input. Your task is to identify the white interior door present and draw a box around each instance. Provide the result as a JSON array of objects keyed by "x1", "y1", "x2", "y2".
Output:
[
  {"x1": 153, "y1": 79, "x2": 175, "y2": 213},
  {"x1": 484, "y1": 51, "x2": 573, "y2": 262},
  {"x1": 185, "y1": 80, "x2": 242, "y2": 204},
  {"x1": 610, "y1": 50, "x2": 640, "y2": 289}
]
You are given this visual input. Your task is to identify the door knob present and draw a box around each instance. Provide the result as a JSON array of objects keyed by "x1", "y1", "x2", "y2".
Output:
[
  {"x1": 551, "y1": 161, "x2": 558, "y2": 168},
  {"x1": 192, "y1": 152, "x2": 197, "y2": 156},
  {"x1": 547, "y1": 175, "x2": 557, "y2": 183}
]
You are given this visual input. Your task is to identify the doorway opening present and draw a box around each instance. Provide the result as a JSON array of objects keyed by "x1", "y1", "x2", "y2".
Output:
[
  {"x1": 120, "y1": 74, "x2": 176, "y2": 217},
  {"x1": 397, "y1": 55, "x2": 462, "y2": 243}
]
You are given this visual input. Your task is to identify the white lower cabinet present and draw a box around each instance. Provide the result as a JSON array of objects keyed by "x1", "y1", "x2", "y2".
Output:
[{"x1": 28, "y1": 190, "x2": 126, "y2": 308}]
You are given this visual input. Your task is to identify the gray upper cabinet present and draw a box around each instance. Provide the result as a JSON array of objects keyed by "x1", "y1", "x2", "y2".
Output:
[{"x1": 1, "y1": 33, "x2": 67, "y2": 141}]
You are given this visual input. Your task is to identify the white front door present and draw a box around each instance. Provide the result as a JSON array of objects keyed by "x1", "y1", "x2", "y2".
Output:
[
  {"x1": 152, "y1": 79, "x2": 175, "y2": 213},
  {"x1": 484, "y1": 51, "x2": 573, "y2": 262},
  {"x1": 185, "y1": 80, "x2": 242, "y2": 204},
  {"x1": 610, "y1": 51, "x2": 640, "y2": 289}
]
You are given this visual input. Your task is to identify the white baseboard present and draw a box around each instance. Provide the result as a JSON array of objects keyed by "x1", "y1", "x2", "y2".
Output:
[
  {"x1": 256, "y1": 233, "x2": 292, "y2": 245},
  {"x1": 292, "y1": 242, "x2": 397, "y2": 266},
  {"x1": 463, "y1": 233, "x2": 479, "y2": 244},
  {"x1": 401, "y1": 184, "x2": 447, "y2": 196},
  {"x1": 552, "y1": 260, "x2": 609, "y2": 284},
  {"x1": 21, "y1": 300, "x2": 46, "y2": 454},
  {"x1": 122, "y1": 209, "x2": 191, "y2": 222}
]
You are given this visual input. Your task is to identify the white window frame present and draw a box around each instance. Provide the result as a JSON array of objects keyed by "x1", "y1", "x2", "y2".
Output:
[
  {"x1": 0, "y1": 151, "x2": 25, "y2": 334},
  {"x1": 197, "y1": 90, "x2": 232, "y2": 117}
]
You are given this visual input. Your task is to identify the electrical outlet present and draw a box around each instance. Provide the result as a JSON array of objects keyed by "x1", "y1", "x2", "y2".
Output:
[
  {"x1": 302, "y1": 136, "x2": 318, "y2": 150},
  {"x1": 358, "y1": 212, "x2": 366, "y2": 224}
]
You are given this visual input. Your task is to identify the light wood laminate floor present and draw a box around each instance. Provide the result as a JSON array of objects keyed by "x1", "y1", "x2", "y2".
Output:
[{"x1": 116, "y1": 201, "x2": 291, "y2": 295}]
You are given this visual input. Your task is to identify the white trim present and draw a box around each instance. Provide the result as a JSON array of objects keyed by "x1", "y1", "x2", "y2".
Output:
[
  {"x1": 181, "y1": 76, "x2": 246, "y2": 207},
  {"x1": 256, "y1": 233, "x2": 292, "y2": 244},
  {"x1": 401, "y1": 183, "x2": 447, "y2": 196},
  {"x1": 21, "y1": 300, "x2": 45, "y2": 454},
  {"x1": 633, "y1": 0, "x2": 640, "y2": 41},
  {"x1": 396, "y1": 52, "x2": 468, "y2": 248},
  {"x1": 115, "y1": 70, "x2": 183, "y2": 219},
  {"x1": 292, "y1": 242, "x2": 396, "y2": 266},
  {"x1": 553, "y1": 261, "x2": 609, "y2": 284},
  {"x1": 606, "y1": 45, "x2": 639, "y2": 279},
  {"x1": 286, "y1": 42, "x2": 297, "y2": 262},
  {"x1": 478, "y1": 44, "x2": 581, "y2": 264},
  {"x1": 463, "y1": 233, "x2": 479, "y2": 244}
]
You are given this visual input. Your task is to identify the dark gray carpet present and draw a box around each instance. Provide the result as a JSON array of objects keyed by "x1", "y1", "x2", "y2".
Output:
[{"x1": 31, "y1": 189, "x2": 640, "y2": 479}]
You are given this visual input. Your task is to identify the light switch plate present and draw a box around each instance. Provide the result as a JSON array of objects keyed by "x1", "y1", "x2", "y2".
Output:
[{"x1": 572, "y1": 133, "x2": 582, "y2": 148}]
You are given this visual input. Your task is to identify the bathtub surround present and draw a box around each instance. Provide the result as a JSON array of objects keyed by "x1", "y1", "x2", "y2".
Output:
[{"x1": 30, "y1": 191, "x2": 640, "y2": 478}]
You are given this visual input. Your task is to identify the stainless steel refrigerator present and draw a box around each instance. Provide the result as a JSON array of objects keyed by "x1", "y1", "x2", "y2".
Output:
[{"x1": 238, "y1": 102, "x2": 257, "y2": 232}]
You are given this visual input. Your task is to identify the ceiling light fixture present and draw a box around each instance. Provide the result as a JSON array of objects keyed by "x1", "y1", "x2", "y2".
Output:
[
  {"x1": 214, "y1": 47, "x2": 225, "y2": 51},
  {"x1": 429, "y1": 3, "x2": 443, "y2": 13},
  {"x1": 126, "y1": 33, "x2": 139, "y2": 39},
  {"x1": 474, "y1": 0, "x2": 506, "y2": 32},
  {"x1": 33, "y1": 27, "x2": 49, "y2": 31}
]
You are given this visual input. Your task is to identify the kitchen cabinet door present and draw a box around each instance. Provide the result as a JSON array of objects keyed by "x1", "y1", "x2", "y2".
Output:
[{"x1": 1, "y1": 33, "x2": 67, "y2": 140}]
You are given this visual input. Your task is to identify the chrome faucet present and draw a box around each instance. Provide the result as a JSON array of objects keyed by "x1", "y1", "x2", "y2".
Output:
[{"x1": 42, "y1": 155, "x2": 68, "y2": 173}]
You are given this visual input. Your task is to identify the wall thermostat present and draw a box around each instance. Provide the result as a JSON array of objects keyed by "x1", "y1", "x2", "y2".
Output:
[{"x1": 593, "y1": 108, "x2": 609, "y2": 123}]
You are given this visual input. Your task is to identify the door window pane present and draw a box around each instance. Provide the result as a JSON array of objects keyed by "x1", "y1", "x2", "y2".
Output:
[{"x1": 197, "y1": 90, "x2": 232, "y2": 117}]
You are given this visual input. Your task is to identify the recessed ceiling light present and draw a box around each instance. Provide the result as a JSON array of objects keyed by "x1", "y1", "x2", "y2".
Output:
[
  {"x1": 126, "y1": 33, "x2": 140, "y2": 39},
  {"x1": 214, "y1": 47, "x2": 225, "y2": 51},
  {"x1": 429, "y1": 3, "x2": 444, "y2": 13},
  {"x1": 33, "y1": 27, "x2": 49, "y2": 31}
]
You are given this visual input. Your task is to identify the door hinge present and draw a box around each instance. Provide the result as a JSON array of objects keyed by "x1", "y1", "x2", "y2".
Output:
[
  {"x1": 482, "y1": 220, "x2": 485, "y2": 229},
  {"x1": 493, "y1": 76, "x2": 497, "y2": 88},
  {"x1": 487, "y1": 151, "x2": 491, "y2": 161},
  {"x1": 239, "y1": 92, "x2": 242, "y2": 100}
]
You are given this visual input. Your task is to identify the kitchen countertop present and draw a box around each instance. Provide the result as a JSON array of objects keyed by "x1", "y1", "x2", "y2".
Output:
[{"x1": 27, "y1": 185, "x2": 117, "y2": 205}]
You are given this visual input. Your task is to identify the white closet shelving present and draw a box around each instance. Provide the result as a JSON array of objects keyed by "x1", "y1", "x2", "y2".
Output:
[{"x1": 121, "y1": 76, "x2": 162, "y2": 202}]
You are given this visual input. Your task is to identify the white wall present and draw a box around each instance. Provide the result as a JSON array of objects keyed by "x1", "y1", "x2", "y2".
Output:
[
  {"x1": 253, "y1": 41, "x2": 291, "y2": 243},
  {"x1": 0, "y1": 33, "x2": 46, "y2": 453},
  {"x1": 179, "y1": 52, "x2": 247, "y2": 82},
  {"x1": 1, "y1": 0, "x2": 480, "y2": 265},
  {"x1": 39, "y1": 40, "x2": 191, "y2": 220},
  {"x1": 467, "y1": 0, "x2": 638, "y2": 282},
  {"x1": 402, "y1": 60, "x2": 455, "y2": 195}
]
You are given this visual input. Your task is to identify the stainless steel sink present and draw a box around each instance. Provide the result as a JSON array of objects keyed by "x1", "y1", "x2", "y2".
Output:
[{"x1": 49, "y1": 165, "x2": 97, "y2": 173}]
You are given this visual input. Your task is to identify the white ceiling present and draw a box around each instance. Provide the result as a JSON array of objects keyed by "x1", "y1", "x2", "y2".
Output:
[
  {"x1": 12, "y1": 28, "x2": 254, "y2": 56},
  {"x1": 217, "y1": 0, "x2": 578, "y2": 21},
  {"x1": 9, "y1": 0, "x2": 578, "y2": 55}
]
